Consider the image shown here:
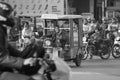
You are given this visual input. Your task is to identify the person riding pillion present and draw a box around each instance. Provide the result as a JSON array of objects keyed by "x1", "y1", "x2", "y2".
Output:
[{"x1": 107, "y1": 18, "x2": 120, "y2": 38}]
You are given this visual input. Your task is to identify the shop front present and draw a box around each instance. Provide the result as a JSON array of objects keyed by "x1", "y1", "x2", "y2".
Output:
[{"x1": 106, "y1": 7, "x2": 120, "y2": 21}]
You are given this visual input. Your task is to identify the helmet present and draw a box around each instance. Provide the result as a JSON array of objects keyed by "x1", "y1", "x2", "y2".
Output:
[
  {"x1": 0, "y1": 2, "x2": 13, "y2": 17},
  {"x1": 102, "y1": 17, "x2": 107, "y2": 21},
  {"x1": 87, "y1": 17, "x2": 91, "y2": 20},
  {"x1": 0, "y1": 2, "x2": 14, "y2": 27}
]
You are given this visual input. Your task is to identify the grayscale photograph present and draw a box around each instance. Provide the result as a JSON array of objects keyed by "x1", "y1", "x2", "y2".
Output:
[{"x1": 0, "y1": 0, "x2": 120, "y2": 80}]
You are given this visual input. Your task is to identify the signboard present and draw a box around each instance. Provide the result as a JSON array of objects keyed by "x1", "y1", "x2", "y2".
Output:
[
  {"x1": 0, "y1": 0, "x2": 65, "y2": 16},
  {"x1": 51, "y1": 0, "x2": 64, "y2": 14}
]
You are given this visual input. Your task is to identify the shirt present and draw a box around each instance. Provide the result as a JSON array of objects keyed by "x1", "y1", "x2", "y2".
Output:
[{"x1": 107, "y1": 23, "x2": 119, "y2": 32}]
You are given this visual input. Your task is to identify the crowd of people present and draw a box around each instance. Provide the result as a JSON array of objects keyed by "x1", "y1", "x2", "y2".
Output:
[
  {"x1": 83, "y1": 17, "x2": 120, "y2": 44},
  {"x1": 1, "y1": 1, "x2": 120, "y2": 80}
]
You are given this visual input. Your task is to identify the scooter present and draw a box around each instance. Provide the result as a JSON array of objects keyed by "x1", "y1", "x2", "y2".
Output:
[{"x1": 112, "y1": 36, "x2": 120, "y2": 58}]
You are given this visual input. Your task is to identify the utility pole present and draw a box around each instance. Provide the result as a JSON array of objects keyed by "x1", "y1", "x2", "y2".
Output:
[
  {"x1": 105, "y1": 0, "x2": 107, "y2": 17},
  {"x1": 102, "y1": 0, "x2": 105, "y2": 18},
  {"x1": 65, "y1": 0, "x2": 68, "y2": 14},
  {"x1": 102, "y1": 0, "x2": 108, "y2": 18}
]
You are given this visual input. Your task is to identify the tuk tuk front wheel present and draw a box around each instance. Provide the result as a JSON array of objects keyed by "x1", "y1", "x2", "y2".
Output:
[{"x1": 74, "y1": 54, "x2": 82, "y2": 67}]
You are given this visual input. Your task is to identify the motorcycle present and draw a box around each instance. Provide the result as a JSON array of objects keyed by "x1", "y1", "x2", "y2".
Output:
[
  {"x1": 32, "y1": 36, "x2": 71, "y2": 79},
  {"x1": 33, "y1": 58, "x2": 56, "y2": 80},
  {"x1": 31, "y1": 55, "x2": 71, "y2": 80},
  {"x1": 15, "y1": 57, "x2": 56, "y2": 80},
  {"x1": 82, "y1": 34, "x2": 89, "y2": 60},
  {"x1": 82, "y1": 32, "x2": 111, "y2": 60},
  {"x1": 112, "y1": 36, "x2": 120, "y2": 58}
]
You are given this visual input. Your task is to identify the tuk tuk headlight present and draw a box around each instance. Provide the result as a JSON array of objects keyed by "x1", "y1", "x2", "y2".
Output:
[{"x1": 45, "y1": 40, "x2": 51, "y2": 46}]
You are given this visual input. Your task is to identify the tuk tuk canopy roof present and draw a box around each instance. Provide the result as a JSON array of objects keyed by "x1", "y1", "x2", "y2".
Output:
[
  {"x1": 18, "y1": 13, "x2": 41, "y2": 17},
  {"x1": 41, "y1": 14, "x2": 83, "y2": 19},
  {"x1": 18, "y1": 14, "x2": 83, "y2": 19}
]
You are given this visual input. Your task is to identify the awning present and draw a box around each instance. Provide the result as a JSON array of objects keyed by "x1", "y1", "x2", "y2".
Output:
[
  {"x1": 18, "y1": 14, "x2": 83, "y2": 19},
  {"x1": 107, "y1": 7, "x2": 120, "y2": 11}
]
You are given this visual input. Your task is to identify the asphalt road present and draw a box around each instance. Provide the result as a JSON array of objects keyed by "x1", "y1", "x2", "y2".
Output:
[{"x1": 68, "y1": 57, "x2": 120, "y2": 80}]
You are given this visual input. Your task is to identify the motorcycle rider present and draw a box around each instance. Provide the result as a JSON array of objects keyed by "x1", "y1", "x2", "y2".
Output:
[
  {"x1": 91, "y1": 26, "x2": 103, "y2": 46},
  {"x1": 83, "y1": 18, "x2": 89, "y2": 33},
  {"x1": 34, "y1": 25, "x2": 43, "y2": 39},
  {"x1": 83, "y1": 18, "x2": 89, "y2": 42},
  {"x1": 100, "y1": 17, "x2": 108, "y2": 38},
  {"x1": 0, "y1": 2, "x2": 39, "y2": 80},
  {"x1": 107, "y1": 18, "x2": 119, "y2": 39},
  {"x1": 86, "y1": 17, "x2": 98, "y2": 41},
  {"x1": 88, "y1": 26, "x2": 103, "y2": 59},
  {"x1": 100, "y1": 17, "x2": 108, "y2": 30}
]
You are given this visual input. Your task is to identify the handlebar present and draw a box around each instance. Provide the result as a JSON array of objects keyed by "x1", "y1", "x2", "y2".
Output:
[{"x1": 33, "y1": 58, "x2": 56, "y2": 72}]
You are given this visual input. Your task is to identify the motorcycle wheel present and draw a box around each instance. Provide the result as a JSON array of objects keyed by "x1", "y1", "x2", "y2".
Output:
[
  {"x1": 112, "y1": 44, "x2": 120, "y2": 58},
  {"x1": 82, "y1": 46, "x2": 88, "y2": 60},
  {"x1": 100, "y1": 47, "x2": 110, "y2": 60},
  {"x1": 87, "y1": 45, "x2": 95, "y2": 59},
  {"x1": 74, "y1": 54, "x2": 82, "y2": 67}
]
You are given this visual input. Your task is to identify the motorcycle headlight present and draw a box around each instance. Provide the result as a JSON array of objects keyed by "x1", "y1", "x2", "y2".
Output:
[
  {"x1": 46, "y1": 48, "x2": 53, "y2": 53},
  {"x1": 45, "y1": 40, "x2": 51, "y2": 46},
  {"x1": 116, "y1": 37, "x2": 120, "y2": 41},
  {"x1": 118, "y1": 30, "x2": 120, "y2": 33}
]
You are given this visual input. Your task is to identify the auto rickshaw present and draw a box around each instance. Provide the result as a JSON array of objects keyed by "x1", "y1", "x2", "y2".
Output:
[
  {"x1": 17, "y1": 14, "x2": 83, "y2": 67},
  {"x1": 40, "y1": 14, "x2": 83, "y2": 67}
]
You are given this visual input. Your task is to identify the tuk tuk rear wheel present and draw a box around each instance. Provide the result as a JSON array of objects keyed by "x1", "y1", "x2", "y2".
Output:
[{"x1": 74, "y1": 54, "x2": 82, "y2": 67}]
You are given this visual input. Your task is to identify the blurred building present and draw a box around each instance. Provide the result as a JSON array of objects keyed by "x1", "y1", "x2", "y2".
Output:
[
  {"x1": 74, "y1": 0, "x2": 120, "y2": 20},
  {"x1": 90, "y1": 0, "x2": 120, "y2": 20},
  {"x1": 0, "y1": 0, "x2": 92, "y2": 17},
  {"x1": 0, "y1": 0, "x2": 119, "y2": 20},
  {"x1": 106, "y1": 0, "x2": 120, "y2": 19},
  {"x1": 0, "y1": 0, "x2": 66, "y2": 16}
]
